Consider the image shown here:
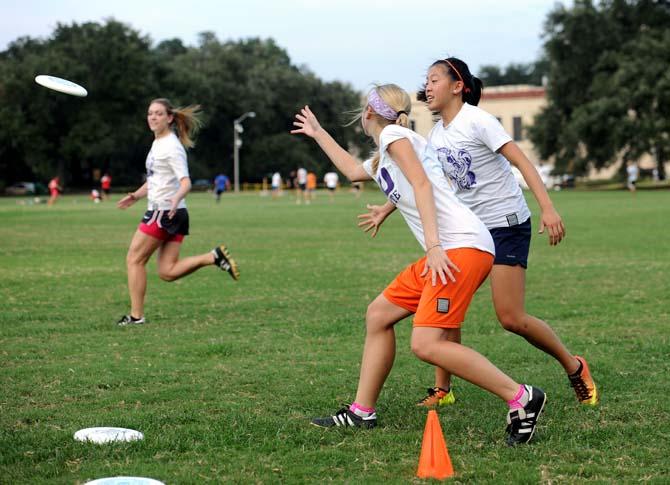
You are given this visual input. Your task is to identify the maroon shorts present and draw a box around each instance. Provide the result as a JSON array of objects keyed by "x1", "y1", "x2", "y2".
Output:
[{"x1": 138, "y1": 209, "x2": 189, "y2": 243}]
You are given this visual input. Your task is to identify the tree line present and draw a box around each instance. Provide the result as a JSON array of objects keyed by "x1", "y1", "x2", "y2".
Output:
[
  {"x1": 1, "y1": 1, "x2": 668, "y2": 189},
  {"x1": 529, "y1": 0, "x2": 670, "y2": 178},
  {"x1": 0, "y1": 21, "x2": 368, "y2": 189}
]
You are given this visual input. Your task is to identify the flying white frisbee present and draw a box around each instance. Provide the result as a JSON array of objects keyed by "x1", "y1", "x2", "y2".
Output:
[
  {"x1": 84, "y1": 477, "x2": 165, "y2": 485},
  {"x1": 35, "y1": 75, "x2": 87, "y2": 97},
  {"x1": 74, "y1": 427, "x2": 144, "y2": 444}
]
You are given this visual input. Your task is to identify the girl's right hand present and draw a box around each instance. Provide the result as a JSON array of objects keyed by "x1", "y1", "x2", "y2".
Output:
[
  {"x1": 290, "y1": 105, "x2": 322, "y2": 138},
  {"x1": 117, "y1": 194, "x2": 136, "y2": 209}
]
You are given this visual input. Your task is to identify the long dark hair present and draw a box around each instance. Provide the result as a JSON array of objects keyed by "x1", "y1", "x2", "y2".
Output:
[{"x1": 417, "y1": 57, "x2": 483, "y2": 106}]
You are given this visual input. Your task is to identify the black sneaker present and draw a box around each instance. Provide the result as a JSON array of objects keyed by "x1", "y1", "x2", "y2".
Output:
[
  {"x1": 117, "y1": 315, "x2": 145, "y2": 326},
  {"x1": 212, "y1": 244, "x2": 239, "y2": 280},
  {"x1": 505, "y1": 385, "x2": 547, "y2": 446},
  {"x1": 311, "y1": 407, "x2": 377, "y2": 429}
]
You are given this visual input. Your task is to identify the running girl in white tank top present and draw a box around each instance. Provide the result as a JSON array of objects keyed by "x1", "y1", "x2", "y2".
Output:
[
  {"x1": 115, "y1": 98, "x2": 239, "y2": 326},
  {"x1": 292, "y1": 84, "x2": 547, "y2": 445}
]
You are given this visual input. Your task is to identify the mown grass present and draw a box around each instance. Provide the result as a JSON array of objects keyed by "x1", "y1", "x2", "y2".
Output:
[{"x1": 1, "y1": 188, "x2": 669, "y2": 484}]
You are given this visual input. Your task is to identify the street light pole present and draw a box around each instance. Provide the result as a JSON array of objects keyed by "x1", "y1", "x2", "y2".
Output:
[{"x1": 233, "y1": 111, "x2": 256, "y2": 193}]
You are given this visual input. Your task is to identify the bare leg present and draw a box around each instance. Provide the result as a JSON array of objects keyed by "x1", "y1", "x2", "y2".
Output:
[
  {"x1": 126, "y1": 230, "x2": 163, "y2": 318},
  {"x1": 157, "y1": 241, "x2": 215, "y2": 282},
  {"x1": 433, "y1": 328, "x2": 460, "y2": 389},
  {"x1": 411, "y1": 326, "x2": 520, "y2": 401},
  {"x1": 491, "y1": 265, "x2": 579, "y2": 374},
  {"x1": 353, "y1": 294, "x2": 412, "y2": 408}
]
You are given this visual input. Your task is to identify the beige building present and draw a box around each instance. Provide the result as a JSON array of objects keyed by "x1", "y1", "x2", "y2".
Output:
[
  {"x1": 408, "y1": 86, "x2": 664, "y2": 181},
  {"x1": 409, "y1": 85, "x2": 545, "y2": 163}
]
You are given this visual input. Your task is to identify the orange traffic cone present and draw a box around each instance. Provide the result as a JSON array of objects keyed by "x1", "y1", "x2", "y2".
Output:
[{"x1": 416, "y1": 410, "x2": 454, "y2": 480}]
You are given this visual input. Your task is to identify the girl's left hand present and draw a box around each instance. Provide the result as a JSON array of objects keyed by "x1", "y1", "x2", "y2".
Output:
[
  {"x1": 538, "y1": 207, "x2": 565, "y2": 246},
  {"x1": 420, "y1": 246, "x2": 461, "y2": 286},
  {"x1": 290, "y1": 105, "x2": 322, "y2": 138},
  {"x1": 167, "y1": 200, "x2": 178, "y2": 219}
]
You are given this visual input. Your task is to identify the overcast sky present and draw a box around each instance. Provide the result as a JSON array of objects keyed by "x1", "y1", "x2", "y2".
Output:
[{"x1": 1, "y1": 0, "x2": 572, "y2": 92}]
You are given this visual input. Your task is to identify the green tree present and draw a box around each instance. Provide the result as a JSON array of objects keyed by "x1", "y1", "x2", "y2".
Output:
[
  {"x1": 0, "y1": 23, "x2": 366, "y2": 189},
  {"x1": 0, "y1": 20, "x2": 158, "y2": 187},
  {"x1": 478, "y1": 60, "x2": 548, "y2": 87},
  {"x1": 529, "y1": 0, "x2": 670, "y2": 176}
]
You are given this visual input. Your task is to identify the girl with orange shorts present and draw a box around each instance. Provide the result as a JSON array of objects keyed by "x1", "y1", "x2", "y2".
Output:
[{"x1": 292, "y1": 84, "x2": 546, "y2": 445}]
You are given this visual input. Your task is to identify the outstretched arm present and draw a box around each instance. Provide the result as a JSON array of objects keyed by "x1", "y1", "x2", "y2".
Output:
[
  {"x1": 291, "y1": 105, "x2": 371, "y2": 182},
  {"x1": 117, "y1": 182, "x2": 148, "y2": 209},
  {"x1": 499, "y1": 142, "x2": 565, "y2": 246}
]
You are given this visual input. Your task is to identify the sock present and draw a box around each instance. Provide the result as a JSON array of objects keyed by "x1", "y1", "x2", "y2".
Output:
[
  {"x1": 569, "y1": 359, "x2": 583, "y2": 378},
  {"x1": 130, "y1": 315, "x2": 143, "y2": 321},
  {"x1": 349, "y1": 402, "x2": 375, "y2": 417},
  {"x1": 507, "y1": 385, "x2": 530, "y2": 410}
]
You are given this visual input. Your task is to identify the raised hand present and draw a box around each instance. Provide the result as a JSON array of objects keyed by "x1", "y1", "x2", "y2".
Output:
[{"x1": 290, "y1": 105, "x2": 323, "y2": 138}]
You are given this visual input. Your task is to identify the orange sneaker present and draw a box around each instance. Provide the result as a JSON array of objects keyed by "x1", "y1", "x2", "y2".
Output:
[
  {"x1": 416, "y1": 387, "x2": 455, "y2": 407},
  {"x1": 569, "y1": 356, "x2": 599, "y2": 405}
]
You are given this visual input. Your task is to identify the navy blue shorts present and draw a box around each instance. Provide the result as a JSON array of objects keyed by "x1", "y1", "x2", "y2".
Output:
[{"x1": 489, "y1": 218, "x2": 531, "y2": 268}]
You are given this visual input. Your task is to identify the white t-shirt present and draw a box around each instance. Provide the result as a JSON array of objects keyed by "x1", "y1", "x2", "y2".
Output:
[
  {"x1": 427, "y1": 103, "x2": 531, "y2": 229},
  {"x1": 627, "y1": 164, "x2": 639, "y2": 182},
  {"x1": 271, "y1": 172, "x2": 281, "y2": 187},
  {"x1": 362, "y1": 125, "x2": 494, "y2": 255},
  {"x1": 297, "y1": 168, "x2": 308, "y2": 184},
  {"x1": 324, "y1": 172, "x2": 339, "y2": 188},
  {"x1": 145, "y1": 132, "x2": 189, "y2": 210}
]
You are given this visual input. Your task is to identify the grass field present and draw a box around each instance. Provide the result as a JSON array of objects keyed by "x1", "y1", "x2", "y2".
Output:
[{"x1": 1, "y1": 188, "x2": 669, "y2": 484}]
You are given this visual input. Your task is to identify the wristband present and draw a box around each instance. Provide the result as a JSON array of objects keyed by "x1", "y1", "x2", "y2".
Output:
[{"x1": 426, "y1": 243, "x2": 442, "y2": 253}]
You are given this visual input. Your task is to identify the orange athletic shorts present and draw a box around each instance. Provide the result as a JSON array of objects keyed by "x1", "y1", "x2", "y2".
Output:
[{"x1": 383, "y1": 248, "x2": 494, "y2": 328}]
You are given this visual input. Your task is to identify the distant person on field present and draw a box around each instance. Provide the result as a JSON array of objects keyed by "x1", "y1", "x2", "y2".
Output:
[
  {"x1": 214, "y1": 173, "x2": 231, "y2": 203},
  {"x1": 296, "y1": 166, "x2": 308, "y2": 204},
  {"x1": 116, "y1": 98, "x2": 239, "y2": 326},
  {"x1": 324, "y1": 171, "x2": 339, "y2": 202},
  {"x1": 271, "y1": 171, "x2": 282, "y2": 199},
  {"x1": 101, "y1": 173, "x2": 112, "y2": 199},
  {"x1": 47, "y1": 176, "x2": 62, "y2": 206},
  {"x1": 351, "y1": 181, "x2": 363, "y2": 198},
  {"x1": 306, "y1": 171, "x2": 317, "y2": 202},
  {"x1": 90, "y1": 188, "x2": 102, "y2": 203},
  {"x1": 626, "y1": 161, "x2": 639, "y2": 194}
]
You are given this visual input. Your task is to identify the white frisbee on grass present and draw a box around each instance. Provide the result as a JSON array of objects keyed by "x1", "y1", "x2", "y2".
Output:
[
  {"x1": 74, "y1": 427, "x2": 143, "y2": 444},
  {"x1": 35, "y1": 74, "x2": 87, "y2": 97},
  {"x1": 84, "y1": 477, "x2": 165, "y2": 485}
]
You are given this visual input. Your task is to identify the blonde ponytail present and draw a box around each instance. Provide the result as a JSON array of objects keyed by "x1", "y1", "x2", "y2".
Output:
[
  {"x1": 151, "y1": 98, "x2": 204, "y2": 149},
  {"x1": 367, "y1": 84, "x2": 412, "y2": 175}
]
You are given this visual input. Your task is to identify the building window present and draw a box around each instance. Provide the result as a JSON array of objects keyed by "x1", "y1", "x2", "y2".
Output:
[
  {"x1": 513, "y1": 116, "x2": 523, "y2": 141},
  {"x1": 409, "y1": 120, "x2": 416, "y2": 131}
]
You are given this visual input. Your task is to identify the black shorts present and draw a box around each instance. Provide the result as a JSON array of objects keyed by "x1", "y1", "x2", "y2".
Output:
[
  {"x1": 489, "y1": 218, "x2": 531, "y2": 268},
  {"x1": 140, "y1": 208, "x2": 190, "y2": 238},
  {"x1": 298, "y1": 183, "x2": 307, "y2": 191}
]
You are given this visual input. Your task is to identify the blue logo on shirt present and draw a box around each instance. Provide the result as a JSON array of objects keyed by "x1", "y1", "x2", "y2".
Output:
[{"x1": 436, "y1": 147, "x2": 476, "y2": 190}]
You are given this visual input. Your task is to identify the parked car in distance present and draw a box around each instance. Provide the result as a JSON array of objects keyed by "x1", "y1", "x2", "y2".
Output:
[{"x1": 5, "y1": 182, "x2": 48, "y2": 195}]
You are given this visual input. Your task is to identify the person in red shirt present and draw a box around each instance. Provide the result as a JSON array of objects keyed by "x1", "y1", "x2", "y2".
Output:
[
  {"x1": 48, "y1": 176, "x2": 62, "y2": 206},
  {"x1": 101, "y1": 173, "x2": 112, "y2": 200}
]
